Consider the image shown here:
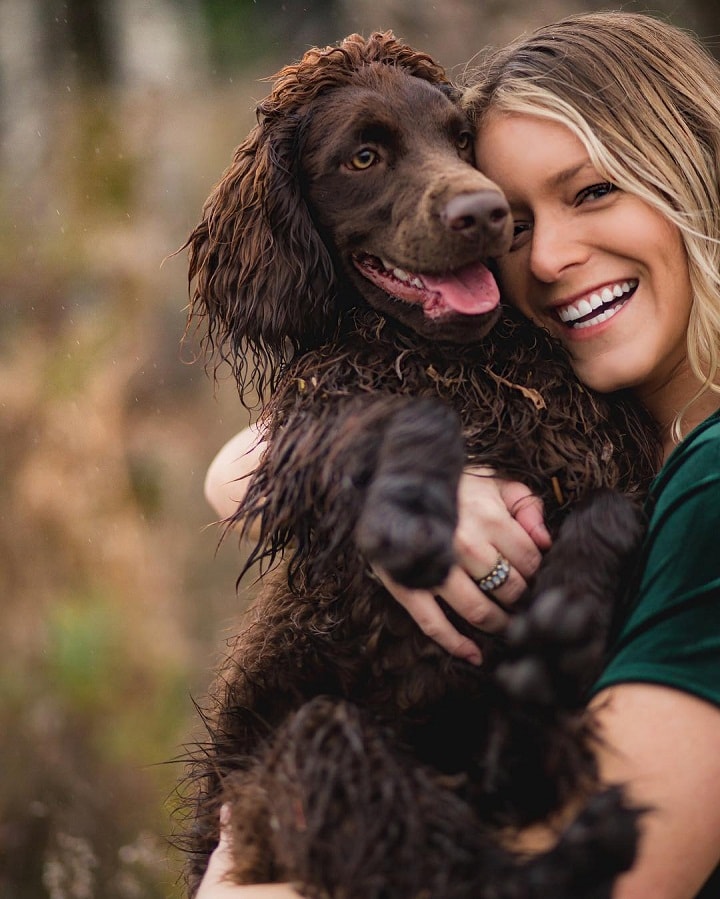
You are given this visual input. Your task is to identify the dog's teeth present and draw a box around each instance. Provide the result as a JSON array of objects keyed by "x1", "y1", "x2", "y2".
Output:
[
  {"x1": 411, "y1": 277, "x2": 424, "y2": 288},
  {"x1": 380, "y1": 257, "x2": 394, "y2": 271},
  {"x1": 393, "y1": 268, "x2": 410, "y2": 282}
]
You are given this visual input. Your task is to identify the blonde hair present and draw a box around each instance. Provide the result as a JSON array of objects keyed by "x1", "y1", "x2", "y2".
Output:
[{"x1": 464, "y1": 11, "x2": 720, "y2": 437}]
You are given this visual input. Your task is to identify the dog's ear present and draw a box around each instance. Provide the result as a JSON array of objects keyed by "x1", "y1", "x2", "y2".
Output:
[{"x1": 185, "y1": 111, "x2": 337, "y2": 404}]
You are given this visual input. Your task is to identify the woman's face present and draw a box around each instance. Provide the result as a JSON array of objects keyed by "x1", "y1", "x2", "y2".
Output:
[{"x1": 475, "y1": 113, "x2": 693, "y2": 403}]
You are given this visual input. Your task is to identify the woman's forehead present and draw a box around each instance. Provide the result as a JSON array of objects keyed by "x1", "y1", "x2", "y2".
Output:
[{"x1": 474, "y1": 114, "x2": 595, "y2": 197}]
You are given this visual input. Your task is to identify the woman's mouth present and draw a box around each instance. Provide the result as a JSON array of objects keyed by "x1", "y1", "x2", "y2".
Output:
[{"x1": 555, "y1": 279, "x2": 638, "y2": 329}]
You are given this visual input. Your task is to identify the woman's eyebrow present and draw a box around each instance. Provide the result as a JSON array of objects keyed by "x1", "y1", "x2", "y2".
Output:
[
  {"x1": 504, "y1": 161, "x2": 598, "y2": 212},
  {"x1": 547, "y1": 160, "x2": 597, "y2": 188}
]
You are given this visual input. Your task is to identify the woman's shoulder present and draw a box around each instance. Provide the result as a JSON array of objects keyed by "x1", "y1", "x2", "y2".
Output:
[
  {"x1": 651, "y1": 407, "x2": 720, "y2": 500},
  {"x1": 645, "y1": 406, "x2": 720, "y2": 548},
  {"x1": 668, "y1": 406, "x2": 720, "y2": 461},
  {"x1": 593, "y1": 407, "x2": 720, "y2": 707}
]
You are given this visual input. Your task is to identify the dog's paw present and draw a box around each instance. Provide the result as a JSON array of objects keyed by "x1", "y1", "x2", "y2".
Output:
[
  {"x1": 356, "y1": 475, "x2": 456, "y2": 588},
  {"x1": 495, "y1": 587, "x2": 602, "y2": 707},
  {"x1": 355, "y1": 398, "x2": 464, "y2": 590},
  {"x1": 531, "y1": 787, "x2": 641, "y2": 899}
]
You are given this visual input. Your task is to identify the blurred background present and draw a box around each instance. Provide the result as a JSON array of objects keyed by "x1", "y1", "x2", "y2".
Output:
[{"x1": 1, "y1": 0, "x2": 718, "y2": 896}]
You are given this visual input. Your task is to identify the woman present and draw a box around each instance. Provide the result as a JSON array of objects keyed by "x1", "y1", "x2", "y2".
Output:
[{"x1": 197, "y1": 12, "x2": 720, "y2": 898}]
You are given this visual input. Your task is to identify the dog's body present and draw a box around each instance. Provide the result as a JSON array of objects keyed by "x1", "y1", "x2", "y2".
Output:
[{"x1": 183, "y1": 33, "x2": 660, "y2": 898}]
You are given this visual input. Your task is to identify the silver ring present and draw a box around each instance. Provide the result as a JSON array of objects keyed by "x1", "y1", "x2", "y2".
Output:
[{"x1": 473, "y1": 555, "x2": 511, "y2": 592}]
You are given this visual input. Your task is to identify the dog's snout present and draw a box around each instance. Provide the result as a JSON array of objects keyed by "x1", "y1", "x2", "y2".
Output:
[{"x1": 442, "y1": 190, "x2": 511, "y2": 251}]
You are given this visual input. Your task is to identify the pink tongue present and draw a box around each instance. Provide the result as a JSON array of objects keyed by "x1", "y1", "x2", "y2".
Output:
[{"x1": 422, "y1": 262, "x2": 500, "y2": 314}]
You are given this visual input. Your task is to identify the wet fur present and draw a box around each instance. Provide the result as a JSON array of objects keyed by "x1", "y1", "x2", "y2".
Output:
[{"x1": 182, "y1": 32, "x2": 660, "y2": 898}]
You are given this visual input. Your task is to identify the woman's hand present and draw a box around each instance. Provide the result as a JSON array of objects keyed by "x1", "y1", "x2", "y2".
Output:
[
  {"x1": 376, "y1": 468, "x2": 551, "y2": 664},
  {"x1": 195, "y1": 805, "x2": 302, "y2": 899}
]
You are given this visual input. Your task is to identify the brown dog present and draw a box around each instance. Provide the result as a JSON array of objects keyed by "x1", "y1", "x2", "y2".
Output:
[{"x1": 182, "y1": 32, "x2": 658, "y2": 898}]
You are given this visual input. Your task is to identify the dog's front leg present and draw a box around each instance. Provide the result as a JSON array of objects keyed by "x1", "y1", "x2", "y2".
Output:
[
  {"x1": 496, "y1": 488, "x2": 645, "y2": 708},
  {"x1": 355, "y1": 397, "x2": 465, "y2": 589}
]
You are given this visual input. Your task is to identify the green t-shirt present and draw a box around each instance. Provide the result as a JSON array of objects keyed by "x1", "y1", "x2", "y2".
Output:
[
  {"x1": 594, "y1": 407, "x2": 720, "y2": 701},
  {"x1": 592, "y1": 407, "x2": 720, "y2": 898}
]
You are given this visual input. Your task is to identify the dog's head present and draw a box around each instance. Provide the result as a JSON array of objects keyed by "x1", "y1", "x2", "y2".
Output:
[{"x1": 186, "y1": 32, "x2": 511, "y2": 403}]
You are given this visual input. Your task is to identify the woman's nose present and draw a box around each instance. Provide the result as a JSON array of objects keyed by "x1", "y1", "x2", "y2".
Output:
[{"x1": 528, "y1": 219, "x2": 589, "y2": 283}]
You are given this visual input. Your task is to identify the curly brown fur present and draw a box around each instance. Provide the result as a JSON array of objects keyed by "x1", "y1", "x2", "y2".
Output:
[
  {"x1": 217, "y1": 697, "x2": 640, "y2": 899},
  {"x1": 182, "y1": 31, "x2": 660, "y2": 897}
]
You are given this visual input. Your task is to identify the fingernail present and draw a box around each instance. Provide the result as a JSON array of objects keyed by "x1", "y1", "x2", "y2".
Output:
[
  {"x1": 220, "y1": 803, "x2": 231, "y2": 827},
  {"x1": 530, "y1": 523, "x2": 552, "y2": 547},
  {"x1": 467, "y1": 650, "x2": 483, "y2": 666}
]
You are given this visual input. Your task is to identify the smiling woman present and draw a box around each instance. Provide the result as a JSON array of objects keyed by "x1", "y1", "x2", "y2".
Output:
[
  {"x1": 475, "y1": 115, "x2": 695, "y2": 411},
  {"x1": 440, "y1": 13, "x2": 720, "y2": 899},
  {"x1": 466, "y1": 14, "x2": 720, "y2": 447}
]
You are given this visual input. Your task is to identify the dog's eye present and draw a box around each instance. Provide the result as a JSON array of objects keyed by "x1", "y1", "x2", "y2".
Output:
[
  {"x1": 350, "y1": 148, "x2": 378, "y2": 170},
  {"x1": 456, "y1": 131, "x2": 472, "y2": 152}
]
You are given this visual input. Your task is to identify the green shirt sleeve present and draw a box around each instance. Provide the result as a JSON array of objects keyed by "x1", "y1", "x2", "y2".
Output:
[{"x1": 592, "y1": 410, "x2": 720, "y2": 706}]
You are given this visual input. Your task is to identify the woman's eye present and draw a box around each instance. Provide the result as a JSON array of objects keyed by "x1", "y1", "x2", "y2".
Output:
[
  {"x1": 510, "y1": 221, "x2": 531, "y2": 250},
  {"x1": 456, "y1": 131, "x2": 472, "y2": 152},
  {"x1": 350, "y1": 148, "x2": 378, "y2": 170},
  {"x1": 577, "y1": 182, "x2": 617, "y2": 203}
]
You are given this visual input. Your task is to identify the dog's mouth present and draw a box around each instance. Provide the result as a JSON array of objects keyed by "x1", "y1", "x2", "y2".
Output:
[{"x1": 352, "y1": 253, "x2": 501, "y2": 320}]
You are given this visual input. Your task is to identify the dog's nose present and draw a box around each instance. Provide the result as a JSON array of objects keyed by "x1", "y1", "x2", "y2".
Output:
[{"x1": 443, "y1": 190, "x2": 510, "y2": 249}]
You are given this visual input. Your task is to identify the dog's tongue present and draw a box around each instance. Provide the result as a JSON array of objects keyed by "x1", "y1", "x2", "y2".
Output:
[{"x1": 422, "y1": 262, "x2": 500, "y2": 314}]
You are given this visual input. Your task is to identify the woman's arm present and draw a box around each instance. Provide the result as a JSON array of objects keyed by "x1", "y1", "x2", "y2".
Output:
[
  {"x1": 195, "y1": 812, "x2": 303, "y2": 899},
  {"x1": 204, "y1": 437, "x2": 552, "y2": 660},
  {"x1": 204, "y1": 425, "x2": 263, "y2": 521},
  {"x1": 591, "y1": 683, "x2": 720, "y2": 899}
]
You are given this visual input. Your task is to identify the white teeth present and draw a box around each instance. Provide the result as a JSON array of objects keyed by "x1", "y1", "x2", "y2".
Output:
[
  {"x1": 556, "y1": 279, "x2": 637, "y2": 325},
  {"x1": 576, "y1": 298, "x2": 592, "y2": 317},
  {"x1": 573, "y1": 301, "x2": 626, "y2": 328},
  {"x1": 558, "y1": 304, "x2": 582, "y2": 323},
  {"x1": 378, "y1": 258, "x2": 421, "y2": 287}
]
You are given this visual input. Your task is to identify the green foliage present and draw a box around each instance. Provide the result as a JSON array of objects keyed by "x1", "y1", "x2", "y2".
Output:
[
  {"x1": 46, "y1": 590, "x2": 123, "y2": 711},
  {"x1": 195, "y1": 0, "x2": 345, "y2": 72},
  {"x1": 199, "y1": 0, "x2": 274, "y2": 70}
]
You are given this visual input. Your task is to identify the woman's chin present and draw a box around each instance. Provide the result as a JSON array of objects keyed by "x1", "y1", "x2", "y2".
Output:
[{"x1": 567, "y1": 358, "x2": 638, "y2": 395}]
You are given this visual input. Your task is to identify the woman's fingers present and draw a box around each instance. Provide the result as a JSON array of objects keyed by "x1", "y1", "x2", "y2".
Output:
[
  {"x1": 373, "y1": 472, "x2": 551, "y2": 659},
  {"x1": 454, "y1": 512, "x2": 536, "y2": 603},
  {"x1": 375, "y1": 564, "x2": 515, "y2": 662},
  {"x1": 454, "y1": 471, "x2": 550, "y2": 603},
  {"x1": 498, "y1": 480, "x2": 552, "y2": 551},
  {"x1": 437, "y1": 565, "x2": 511, "y2": 633},
  {"x1": 196, "y1": 807, "x2": 301, "y2": 898},
  {"x1": 459, "y1": 539, "x2": 529, "y2": 603},
  {"x1": 374, "y1": 567, "x2": 484, "y2": 664}
]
